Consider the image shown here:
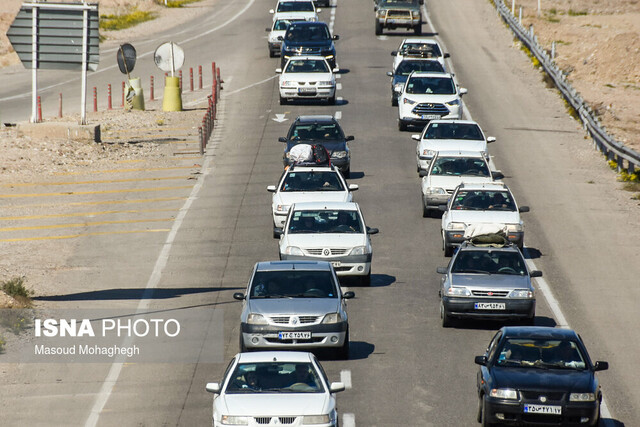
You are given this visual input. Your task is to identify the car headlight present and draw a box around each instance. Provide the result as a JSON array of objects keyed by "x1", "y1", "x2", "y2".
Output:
[
  {"x1": 425, "y1": 187, "x2": 446, "y2": 195},
  {"x1": 446, "y1": 98, "x2": 460, "y2": 106},
  {"x1": 283, "y1": 46, "x2": 295, "y2": 53},
  {"x1": 570, "y1": 393, "x2": 596, "y2": 402},
  {"x1": 349, "y1": 245, "x2": 370, "y2": 256},
  {"x1": 445, "y1": 287, "x2": 471, "y2": 297},
  {"x1": 509, "y1": 289, "x2": 534, "y2": 298},
  {"x1": 490, "y1": 388, "x2": 519, "y2": 400},
  {"x1": 393, "y1": 83, "x2": 405, "y2": 93},
  {"x1": 284, "y1": 246, "x2": 304, "y2": 256},
  {"x1": 281, "y1": 81, "x2": 296, "y2": 87},
  {"x1": 317, "y1": 81, "x2": 334, "y2": 86},
  {"x1": 331, "y1": 150, "x2": 348, "y2": 159},
  {"x1": 324, "y1": 54, "x2": 335, "y2": 60},
  {"x1": 376, "y1": 10, "x2": 385, "y2": 17},
  {"x1": 421, "y1": 149, "x2": 436, "y2": 158},
  {"x1": 321, "y1": 313, "x2": 343, "y2": 324},
  {"x1": 302, "y1": 415, "x2": 331, "y2": 424},
  {"x1": 247, "y1": 313, "x2": 268, "y2": 325},
  {"x1": 403, "y1": 98, "x2": 417, "y2": 105},
  {"x1": 446, "y1": 222, "x2": 466, "y2": 231},
  {"x1": 276, "y1": 204, "x2": 290, "y2": 213},
  {"x1": 220, "y1": 415, "x2": 249, "y2": 425},
  {"x1": 506, "y1": 224, "x2": 523, "y2": 232}
]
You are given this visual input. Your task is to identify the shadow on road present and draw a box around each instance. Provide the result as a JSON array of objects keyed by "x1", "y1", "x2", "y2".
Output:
[
  {"x1": 523, "y1": 247, "x2": 543, "y2": 259},
  {"x1": 34, "y1": 287, "x2": 243, "y2": 301}
]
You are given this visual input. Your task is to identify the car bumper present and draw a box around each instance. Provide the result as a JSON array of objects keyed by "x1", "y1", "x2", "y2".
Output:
[
  {"x1": 483, "y1": 396, "x2": 600, "y2": 426},
  {"x1": 443, "y1": 297, "x2": 535, "y2": 319},
  {"x1": 417, "y1": 156, "x2": 432, "y2": 171},
  {"x1": 273, "y1": 212, "x2": 288, "y2": 229},
  {"x1": 376, "y1": 17, "x2": 421, "y2": 27},
  {"x1": 423, "y1": 193, "x2": 450, "y2": 210},
  {"x1": 445, "y1": 230, "x2": 524, "y2": 247},
  {"x1": 268, "y1": 41, "x2": 281, "y2": 51},
  {"x1": 280, "y1": 253, "x2": 372, "y2": 276},
  {"x1": 279, "y1": 87, "x2": 336, "y2": 99},
  {"x1": 241, "y1": 321, "x2": 348, "y2": 349},
  {"x1": 282, "y1": 55, "x2": 336, "y2": 68}
]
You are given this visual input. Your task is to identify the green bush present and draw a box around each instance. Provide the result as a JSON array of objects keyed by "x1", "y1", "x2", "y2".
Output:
[
  {"x1": 2, "y1": 277, "x2": 31, "y2": 299},
  {"x1": 100, "y1": 9, "x2": 157, "y2": 31}
]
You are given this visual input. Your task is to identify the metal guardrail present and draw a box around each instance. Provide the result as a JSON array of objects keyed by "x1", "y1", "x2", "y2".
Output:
[{"x1": 494, "y1": 0, "x2": 640, "y2": 174}]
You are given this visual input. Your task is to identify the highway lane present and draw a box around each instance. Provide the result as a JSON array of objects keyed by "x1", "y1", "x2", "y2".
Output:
[{"x1": 1, "y1": 0, "x2": 638, "y2": 425}]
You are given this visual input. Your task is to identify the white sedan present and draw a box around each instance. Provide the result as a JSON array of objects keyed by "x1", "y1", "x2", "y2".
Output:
[
  {"x1": 277, "y1": 56, "x2": 337, "y2": 105},
  {"x1": 206, "y1": 351, "x2": 345, "y2": 427}
]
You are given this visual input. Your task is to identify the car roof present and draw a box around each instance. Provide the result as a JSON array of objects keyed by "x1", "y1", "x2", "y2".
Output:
[
  {"x1": 236, "y1": 351, "x2": 314, "y2": 363},
  {"x1": 289, "y1": 21, "x2": 328, "y2": 27},
  {"x1": 255, "y1": 260, "x2": 333, "y2": 272},
  {"x1": 500, "y1": 326, "x2": 580, "y2": 341},
  {"x1": 427, "y1": 119, "x2": 479, "y2": 126},
  {"x1": 288, "y1": 164, "x2": 337, "y2": 172},
  {"x1": 273, "y1": 13, "x2": 310, "y2": 19},
  {"x1": 295, "y1": 115, "x2": 336, "y2": 123},
  {"x1": 458, "y1": 182, "x2": 508, "y2": 191},
  {"x1": 409, "y1": 71, "x2": 453, "y2": 78},
  {"x1": 291, "y1": 201, "x2": 358, "y2": 211},
  {"x1": 401, "y1": 38, "x2": 439, "y2": 45},
  {"x1": 434, "y1": 150, "x2": 487, "y2": 158},
  {"x1": 285, "y1": 55, "x2": 330, "y2": 62}
]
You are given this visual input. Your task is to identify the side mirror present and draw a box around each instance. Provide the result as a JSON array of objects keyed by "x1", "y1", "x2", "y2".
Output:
[
  {"x1": 275, "y1": 68, "x2": 282, "y2": 74},
  {"x1": 346, "y1": 135, "x2": 355, "y2": 141},
  {"x1": 474, "y1": 355, "x2": 487, "y2": 366},
  {"x1": 205, "y1": 382, "x2": 221, "y2": 393},
  {"x1": 530, "y1": 270, "x2": 543, "y2": 278},
  {"x1": 411, "y1": 134, "x2": 420, "y2": 141},
  {"x1": 332, "y1": 35, "x2": 340, "y2": 40},
  {"x1": 459, "y1": 87, "x2": 468, "y2": 95},
  {"x1": 390, "y1": 51, "x2": 397, "y2": 56},
  {"x1": 419, "y1": 170, "x2": 428, "y2": 177},
  {"x1": 269, "y1": 8, "x2": 275, "y2": 13},
  {"x1": 519, "y1": 206, "x2": 530, "y2": 213},
  {"x1": 278, "y1": 137, "x2": 288, "y2": 142},
  {"x1": 343, "y1": 291, "x2": 355, "y2": 299},
  {"x1": 273, "y1": 227, "x2": 284, "y2": 238},
  {"x1": 444, "y1": 53, "x2": 450, "y2": 58},
  {"x1": 329, "y1": 382, "x2": 345, "y2": 393},
  {"x1": 348, "y1": 184, "x2": 359, "y2": 191},
  {"x1": 436, "y1": 267, "x2": 448, "y2": 274},
  {"x1": 594, "y1": 361, "x2": 609, "y2": 371},
  {"x1": 233, "y1": 292, "x2": 245, "y2": 301},
  {"x1": 333, "y1": 67, "x2": 340, "y2": 73},
  {"x1": 366, "y1": 227, "x2": 379, "y2": 235},
  {"x1": 487, "y1": 136, "x2": 496, "y2": 143},
  {"x1": 267, "y1": 185, "x2": 277, "y2": 192},
  {"x1": 492, "y1": 171, "x2": 504, "y2": 180},
  {"x1": 386, "y1": 71, "x2": 393, "y2": 77}
]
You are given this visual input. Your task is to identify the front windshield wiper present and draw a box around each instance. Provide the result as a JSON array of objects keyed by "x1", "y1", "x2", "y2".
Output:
[{"x1": 454, "y1": 269, "x2": 490, "y2": 274}]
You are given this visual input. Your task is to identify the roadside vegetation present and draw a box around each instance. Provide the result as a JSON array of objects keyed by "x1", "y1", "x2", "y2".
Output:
[
  {"x1": 2, "y1": 276, "x2": 33, "y2": 306},
  {"x1": 100, "y1": 8, "x2": 157, "y2": 31},
  {"x1": 0, "y1": 277, "x2": 34, "y2": 352},
  {"x1": 161, "y1": 0, "x2": 202, "y2": 7}
]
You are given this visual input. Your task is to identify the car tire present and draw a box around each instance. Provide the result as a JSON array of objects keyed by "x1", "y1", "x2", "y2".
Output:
[
  {"x1": 268, "y1": 49, "x2": 276, "y2": 58},
  {"x1": 398, "y1": 119, "x2": 407, "y2": 131},
  {"x1": 335, "y1": 330, "x2": 350, "y2": 360},
  {"x1": 481, "y1": 395, "x2": 495, "y2": 427},
  {"x1": 375, "y1": 21, "x2": 382, "y2": 35},
  {"x1": 422, "y1": 200, "x2": 429, "y2": 218},
  {"x1": 441, "y1": 301, "x2": 453, "y2": 328},
  {"x1": 392, "y1": 97, "x2": 398, "y2": 107},
  {"x1": 414, "y1": 24, "x2": 422, "y2": 35},
  {"x1": 444, "y1": 244, "x2": 453, "y2": 257},
  {"x1": 279, "y1": 96, "x2": 287, "y2": 105},
  {"x1": 328, "y1": 94, "x2": 336, "y2": 105},
  {"x1": 239, "y1": 333, "x2": 248, "y2": 353},
  {"x1": 476, "y1": 394, "x2": 483, "y2": 422}
]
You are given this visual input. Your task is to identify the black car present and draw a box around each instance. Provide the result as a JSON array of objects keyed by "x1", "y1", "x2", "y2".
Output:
[
  {"x1": 475, "y1": 327, "x2": 608, "y2": 426},
  {"x1": 386, "y1": 58, "x2": 445, "y2": 106},
  {"x1": 280, "y1": 21, "x2": 339, "y2": 69},
  {"x1": 280, "y1": 115, "x2": 354, "y2": 177}
]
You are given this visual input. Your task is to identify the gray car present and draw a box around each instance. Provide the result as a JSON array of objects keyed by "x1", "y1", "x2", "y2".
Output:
[
  {"x1": 437, "y1": 240, "x2": 540, "y2": 327},
  {"x1": 233, "y1": 260, "x2": 354, "y2": 359}
]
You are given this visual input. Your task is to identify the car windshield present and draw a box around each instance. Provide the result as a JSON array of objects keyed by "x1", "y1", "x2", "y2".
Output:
[
  {"x1": 288, "y1": 122, "x2": 343, "y2": 141},
  {"x1": 273, "y1": 19, "x2": 303, "y2": 31},
  {"x1": 396, "y1": 60, "x2": 444, "y2": 76},
  {"x1": 495, "y1": 339, "x2": 587, "y2": 370},
  {"x1": 430, "y1": 157, "x2": 490, "y2": 177},
  {"x1": 423, "y1": 123, "x2": 483, "y2": 140},
  {"x1": 399, "y1": 42, "x2": 442, "y2": 57},
  {"x1": 288, "y1": 209, "x2": 363, "y2": 234},
  {"x1": 250, "y1": 270, "x2": 338, "y2": 298},
  {"x1": 285, "y1": 59, "x2": 330, "y2": 73},
  {"x1": 281, "y1": 171, "x2": 345, "y2": 192},
  {"x1": 381, "y1": 0, "x2": 419, "y2": 7},
  {"x1": 406, "y1": 76, "x2": 455, "y2": 94},
  {"x1": 450, "y1": 190, "x2": 516, "y2": 211},
  {"x1": 452, "y1": 250, "x2": 527, "y2": 275},
  {"x1": 277, "y1": 1, "x2": 315, "y2": 12},
  {"x1": 286, "y1": 25, "x2": 330, "y2": 41},
  {"x1": 225, "y1": 362, "x2": 325, "y2": 393}
]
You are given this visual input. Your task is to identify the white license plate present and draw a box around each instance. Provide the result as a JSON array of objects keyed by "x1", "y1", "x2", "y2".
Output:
[
  {"x1": 524, "y1": 404, "x2": 562, "y2": 415},
  {"x1": 278, "y1": 331, "x2": 311, "y2": 340},
  {"x1": 474, "y1": 302, "x2": 506, "y2": 310},
  {"x1": 331, "y1": 261, "x2": 341, "y2": 267},
  {"x1": 298, "y1": 88, "x2": 316, "y2": 94},
  {"x1": 421, "y1": 114, "x2": 441, "y2": 120}
]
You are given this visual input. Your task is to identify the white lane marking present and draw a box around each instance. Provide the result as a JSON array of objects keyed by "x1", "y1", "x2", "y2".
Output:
[
  {"x1": 83, "y1": 128, "x2": 217, "y2": 427},
  {"x1": 336, "y1": 83, "x2": 342, "y2": 91},
  {"x1": 337, "y1": 96, "x2": 343, "y2": 101},
  {"x1": 376, "y1": 35, "x2": 389, "y2": 40},
  {"x1": 424, "y1": 5, "x2": 615, "y2": 422},
  {"x1": 336, "y1": 74, "x2": 342, "y2": 79},
  {"x1": 335, "y1": 111, "x2": 342, "y2": 120},
  {"x1": 343, "y1": 413, "x2": 356, "y2": 427},
  {"x1": 340, "y1": 370, "x2": 352, "y2": 389},
  {"x1": 225, "y1": 75, "x2": 278, "y2": 96},
  {"x1": 0, "y1": 0, "x2": 256, "y2": 103}
]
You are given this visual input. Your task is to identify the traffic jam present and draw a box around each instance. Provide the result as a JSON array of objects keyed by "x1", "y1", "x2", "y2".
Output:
[{"x1": 205, "y1": 0, "x2": 610, "y2": 426}]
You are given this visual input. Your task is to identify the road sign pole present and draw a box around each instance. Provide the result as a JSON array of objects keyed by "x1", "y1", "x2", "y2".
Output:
[
  {"x1": 80, "y1": 5, "x2": 88, "y2": 125},
  {"x1": 30, "y1": 5, "x2": 37, "y2": 123}
]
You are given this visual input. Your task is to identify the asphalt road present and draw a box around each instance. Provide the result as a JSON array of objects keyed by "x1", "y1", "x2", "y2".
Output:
[{"x1": 0, "y1": 0, "x2": 639, "y2": 425}]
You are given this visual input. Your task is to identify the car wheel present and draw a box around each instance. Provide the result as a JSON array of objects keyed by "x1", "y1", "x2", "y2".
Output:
[
  {"x1": 392, "y1": 97, "x2": 398, "y2": 107},
  {"x1": 476, "y1": 394, "x2": 483, "y2": 422},
  {"x1": 328, "y1": 94, "x2": 336, "y2": 105},
  {"x1": 481, "y1": 395, "x2": 495, "y2": 427},
  {"x1": 375, "y1": 21, "x2": 382, "y2": 35},
  {"x1": 444, "y1": 244, "x2": 453, "y2": 257},
  {"x1": 414, "y1": 24, "x2": 422, "y2": 35},
  {"x1": 239, "y1": 333, "x2": 248, "y2": 353},
  {"x1": 268, "y1": 49, "x2": 276, "y2": 58},
  {"x1": 422, "y1": 199, "x2": 430, "y2": 218},
  {"x1": 279, "y1": 96, "x2": 287, "y2": 105},
  {"x1": 335, "y1": 330, "x2": 350, "y2": 360},
  {"x1": 441, "y1": 301, "x2": 453, "y2": 328},
  {"x1": 398, "y1": 119, "x2": 407, "y2": 131}
]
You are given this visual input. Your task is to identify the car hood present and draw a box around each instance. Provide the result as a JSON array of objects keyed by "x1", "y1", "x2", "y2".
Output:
[
  {"x1": 403, "y1": 93, "x2": 459, "y2": 103},
  {"x1": 276, "y1": 192, "x2": 350, "y2": 206},
  {"x1": 451, "y1": 273, "x2": 531, "y2": 289},
  {"x1": 284, "y1": 233, "x2": 366, "y2": 248},
  {"x1": 448, "y1": 210, "x2": 521, "y2": 225},
  {"x1": 286, "y1": 141, "x2": 347, "y2": 152},
  {"x1": 379, "y1": 4, "x2": 420, "y2": 10},
  {"x1": 248, "y1": 298, "x2": 340, "y2": 315},
  {"x1": 425, "y1": 175, "x2": 493, "y2": 190},
  {"x1": 218, "y1": 393, "x2": 329, "y2": 416},
  {"x1": 419, "y1": 139, "x2": 486, "y2": 153},
  {"x1": 283, "y1": 41, "x2": 334, "y2": 49},
  {"x1": 280, "y1": 72, "x2": 334, "y2": 82},
  {"x1": 491, "y1": 366, "x2": 595, "y2": 392}
]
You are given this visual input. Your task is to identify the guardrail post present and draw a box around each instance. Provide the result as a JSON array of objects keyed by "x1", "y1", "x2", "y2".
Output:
[
  {"x1": 37, "y1": 95, "x2": 42, "y2": 122},
  {"x1": 107, "y1": 84, "x2": 112, "y2": 110},
  {"x1": 198, "y1": 65, "x2": 203, "y2": 89},
  {"x1": 179, "y1": 70, "x2": 183, "y2": 90},
  {"x1": 121, "y1": 81, "x2": 125, "y2": 107},
  {"x1": 58, "y1": 93, "x2": 63, "y2": 118},
  {"x1": 511, "y1": 0, "x2": 515, "y2": 15},
  {"x1": 519, "y1": 6, "x2": 522, "y2": 24},
  {"x1": 93, "y1": 87, "x2": 97, "y2": 112},
  {"x1": 199, "y1": 126, "x2": 204, "y2": 155},
  {"x1": 551, "y1": 41, "x2": 556, "y2": 60},
  {"x1": 150, "y1": 76, "x2": 155, "y2": 101},
  {"x1": 189, "y1": 67, "x2": 194, "y2": 92}
]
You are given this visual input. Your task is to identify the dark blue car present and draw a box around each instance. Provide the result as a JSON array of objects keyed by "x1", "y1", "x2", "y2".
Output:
[{"x1": 280, "y1": 21, "x2": 339, "y2": 69}]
